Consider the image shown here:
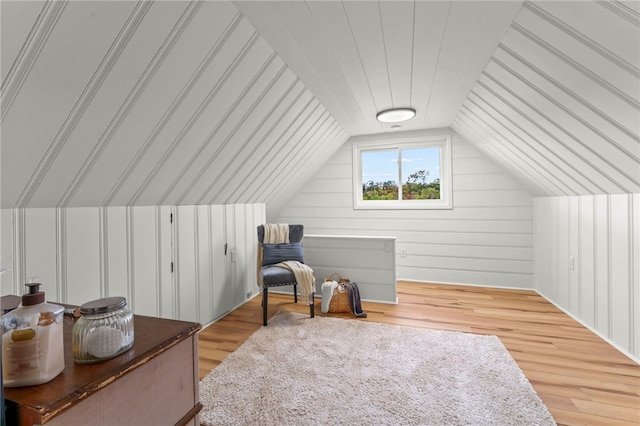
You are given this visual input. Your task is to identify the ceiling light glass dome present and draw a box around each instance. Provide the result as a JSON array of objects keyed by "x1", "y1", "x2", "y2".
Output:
[{"x1": 376, "y1": 108, "x2": 416, "y2": 123}]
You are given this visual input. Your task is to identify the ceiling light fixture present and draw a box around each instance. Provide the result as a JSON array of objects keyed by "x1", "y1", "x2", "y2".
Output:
[{"x1": 376, "y1": 107, "x2": 416, "y2": 123}]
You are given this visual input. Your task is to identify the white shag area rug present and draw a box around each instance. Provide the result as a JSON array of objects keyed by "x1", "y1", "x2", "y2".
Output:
[{"x1": 199, "y1": 311, "x2": 555, "y2": 426}]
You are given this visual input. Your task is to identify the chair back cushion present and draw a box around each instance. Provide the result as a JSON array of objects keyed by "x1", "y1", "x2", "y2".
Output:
[{"x1": 262, "y1": 242, "x2": 304, "y2": 266}]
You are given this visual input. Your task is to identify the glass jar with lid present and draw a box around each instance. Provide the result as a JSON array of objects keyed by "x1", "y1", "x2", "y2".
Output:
[{"x1": 72, "y1": 297, "x2": 134, "y2": 364}]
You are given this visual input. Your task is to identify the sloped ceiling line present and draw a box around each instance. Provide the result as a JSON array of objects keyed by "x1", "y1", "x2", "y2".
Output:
[
  {"x1": 181, "y1": 57, "x2": 289, "y2": 204},
  {"x1": 197, "y1": 80, "x2": 306, "y2": 205},
  {"x1": 260, "y1": 110, "x2": 346, "y2": 208},
  {"x1": 127, "y1": 30, "x2": 261, "y2": 205},
  {"x1": 463, "y1": 92, "x2": 592, "y2": 194},
  {"x1": 60, "y1": 0, "x2": 203, "y2": 208},
  {"x1": 210, "y1": 84, "x2": 309, "y2": 203},
  {"x1": 246, "y1": 109, "x2": 331, "y2": 204},
  {"x1": 101, "y1": 11, "x2": 244, "y2": 206},
  {"x1": 223, "y1": 94, "x2": 319, "y2": 204},
  {"x1": 596, "y1": 0, "x2": 640, "y2": 26},
  {"x1": 481, "y1": 69, "x2": 638, "y2": 193},
  {"x1": 13, "y1": 1, "x2": 152, "y2": 209},
  {"x1": 0, "y1": 0, "x2": 67, "y2": 123},
  {"x1": 472, "y1": 79, "x2": 610, "y2": 194},
  {"x1": 525, "y1": 2, "x2": 639, "y2": 79},
  {"x1": 172, "y1": 53, "x2": 285, "y2": 204},
  {"x1": 242, "y1": 105, "x2": 328, "y2": 204},
  {"x1": 492, "y1": 54, "x2": 639, "y2": 167},
  {"x1": 496, "y1": 43, "x2": 640, "y2": 148},
  {"x1": 512, "y1": 22, "x2": 639, "y2": 111},
  {"x1": 268, "y1": 121, "x2": 348, "y2": 212},
  {"x1": 264, "y1": 115, "x2": 341, "y2": 205},
  {"x1": 455, "y1": 106, "x2": 572, "y2": 196},
  {"x1": 163, "y1": 50, "x2": 282, "y2": 204},
  {"x1": 229, "y1": 95, "x2": 319, "y2": 205},
  {"x1": 452, "y1": 118, "x2": 555, "y2": 197}
]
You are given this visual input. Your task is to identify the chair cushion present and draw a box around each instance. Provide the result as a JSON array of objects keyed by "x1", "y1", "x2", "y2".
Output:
[
  {"x1": 261, "y1": 265, "x2": 297, "y2": 287},
  {"x1": 262, "y1": 242, "x2": 303, "y2": 266}
]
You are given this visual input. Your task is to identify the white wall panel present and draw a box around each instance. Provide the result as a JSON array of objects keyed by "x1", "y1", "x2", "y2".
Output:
[
  {"x1": 594, "y1": 195, "x2": 610, "y2": 336},
  {"x1": 157, "y1": 205, "x2": 174, "y2": 319},
  {"x1": 104, "y1": 207, "x2": 129, "y2": 305},
  {"x1": 23, "y1": 208, "x2": 57, "y2": 299},
  {"x1": 1, "y1": 204, "x2": 265, "y2": 325},
  {"x1": 557, "y1": 198, "x2": 570, "y2": 308},
  {"x1": 0, "y1": 210, "x2": 13, "y2": 295},
  {"x1": 633, "y1": 193, "x2": 640, "y2": 359},
  {"x1": 578, "y1": 196, "x2": 595, "y2": 325},
  {"x1": 196, "y1": 205, "x2": 213, "y2": 324},
  {"x1": 65, "y1": 208, "x2": 101, "y2": 306},
  {"x1": 610, "y1": 196, "x2": 631, "y2": 351},
  {"x1": 176, "y1": 205, "x2": 197, "y2": 322},
  {"x1": 277, "y1": 130, "x2": 534, "y2": 289},
  {"x1": 534, "y1": 194, "x2": 639, "y2": 362},
  {"x1": 130, "y1": 206, "x2": 159, "y2": 317},
  {"x1": 209, "y1": 205, "x2": 230, "y2": 321},
  {"x1": 232, "y1": 205, "x2": 248, "y2": 305}
]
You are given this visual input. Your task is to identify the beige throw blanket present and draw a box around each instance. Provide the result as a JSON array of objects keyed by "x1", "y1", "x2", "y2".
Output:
[
  {"x1": 257, "y1": 224, "x2": 315, "y2": 304},
  {"x1": 263, "y1": 223, "x2": 289, "y2": 244}
]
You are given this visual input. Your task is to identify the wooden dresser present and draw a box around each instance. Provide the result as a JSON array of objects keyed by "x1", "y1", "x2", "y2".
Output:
[{"x1": 2, "y1": 296, "x2": 202, "y2": 426}]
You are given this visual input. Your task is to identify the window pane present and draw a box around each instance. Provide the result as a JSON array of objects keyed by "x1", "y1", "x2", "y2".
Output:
[
  {"x1": 400, "y1": 147, "x2": 440, "y2": 200},
  {"x1": 361, "y1": 150, "x2": 398, "y2": 200}
]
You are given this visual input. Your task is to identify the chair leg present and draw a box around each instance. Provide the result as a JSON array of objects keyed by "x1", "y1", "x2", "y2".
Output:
[
  {"x1": 263, "y1": 287, "x2": 268, "y2": 326},
  {"x1": 293, "y1": 284, "x2": 298, "y2": 303},
  {"x1": 310, "y1": 292, "x2": 315, "y2": 318}
]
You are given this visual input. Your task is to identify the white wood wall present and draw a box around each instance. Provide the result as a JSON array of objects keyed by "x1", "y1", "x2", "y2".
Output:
[
  {"x1": 0, "y1": 204, "x2": 265, "y2": 326},
  {"x1": 276, "y1": 129, "x2": 534, "y2": 289},
  {"x1": 534, "y1": 194, "x2": 639, "y2": 362}
]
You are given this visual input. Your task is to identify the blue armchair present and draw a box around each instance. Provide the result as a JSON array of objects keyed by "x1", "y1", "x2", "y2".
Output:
[{"x1": 258, "y1": 224, "x2": 315, "y2": 326}]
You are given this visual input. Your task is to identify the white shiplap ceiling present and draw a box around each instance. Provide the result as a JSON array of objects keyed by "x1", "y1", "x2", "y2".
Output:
[
  {"x1": 1, "y1": 1, "x2": 639, "y2": 212},
  {"x1": 236, "y1": 0, "x2": 523, "y2": 135}
]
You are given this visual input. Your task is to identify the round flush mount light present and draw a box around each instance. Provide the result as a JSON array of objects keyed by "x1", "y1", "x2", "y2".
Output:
[{"x1": 376, "y1": 107, "x2": 416, "y2": 123}]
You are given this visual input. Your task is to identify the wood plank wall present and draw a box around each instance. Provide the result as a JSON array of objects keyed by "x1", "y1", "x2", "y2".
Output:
[
  {"x1": 276, "y1": 129, "x2": 535, "y2": 289},
  {"x1": 535, "y1": 194, "x2": 640, "y2": 362},
  {"x1": 0, "y1": 203, "x2": 265, "y2": 326}
]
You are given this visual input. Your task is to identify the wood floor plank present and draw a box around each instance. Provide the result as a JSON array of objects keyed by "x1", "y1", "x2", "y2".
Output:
[{"x1": 198, "y1": 281, "x2": 640, "y2": 425}]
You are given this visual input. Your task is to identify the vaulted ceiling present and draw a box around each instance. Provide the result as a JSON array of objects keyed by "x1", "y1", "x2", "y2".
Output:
[{"x1": 1, "y1": 1, "x2": 638, "y2": 212}]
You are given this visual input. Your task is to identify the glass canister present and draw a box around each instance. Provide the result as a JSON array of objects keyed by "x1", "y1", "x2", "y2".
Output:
[{"x1": 72, "y1": 297, "x2": 134, "y2": 364}]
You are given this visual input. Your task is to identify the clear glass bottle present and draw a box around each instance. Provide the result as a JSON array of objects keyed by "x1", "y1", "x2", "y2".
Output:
[{"x1": 72, "y1": 297, "x2": 134, "y2": 364}]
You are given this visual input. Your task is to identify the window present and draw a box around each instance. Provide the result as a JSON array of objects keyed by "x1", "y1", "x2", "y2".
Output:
[{"x1": 353, "y1": 134, "x2": 452, "y2": 209}]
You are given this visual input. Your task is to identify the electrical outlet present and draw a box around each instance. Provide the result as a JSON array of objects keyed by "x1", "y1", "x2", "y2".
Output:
[
  {"x1": 400, "y1": 249, "x2": 407, "y2": 258},
  {"x1": 569, "y1": 256, "x2": 575, "y2": 270},
  {"x1": 246, "y1": 291, "x2": 252, "y2": 298},
  {"x1": 230, "y1": 249, "x2": 237, "y2": 263}
]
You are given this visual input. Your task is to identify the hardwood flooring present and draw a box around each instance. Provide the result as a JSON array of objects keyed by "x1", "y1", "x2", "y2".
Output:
[{"x1": 198, "y1": 281, "x2": 640, "y2": 426}]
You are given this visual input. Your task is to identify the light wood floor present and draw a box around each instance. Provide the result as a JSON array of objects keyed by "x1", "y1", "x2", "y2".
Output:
[{"x1": 198, "y1": 281, "x2": 640, "y2": 426}]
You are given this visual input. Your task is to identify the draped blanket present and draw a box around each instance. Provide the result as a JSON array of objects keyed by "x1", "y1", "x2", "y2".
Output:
[
  {"x1": 263, "y1": 223, "x2": 289, "y2": 244},
  {"x1": 272, "y1": 260, "x2": 315, "y2": 305}
]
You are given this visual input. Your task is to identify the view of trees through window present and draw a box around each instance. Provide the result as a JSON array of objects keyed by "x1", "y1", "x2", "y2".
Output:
[{"x1": 361, "y1": 147, "x2": 441, "y2": 201}]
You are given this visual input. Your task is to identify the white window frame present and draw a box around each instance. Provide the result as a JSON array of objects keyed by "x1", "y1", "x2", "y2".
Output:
[{"x1": 353, "y1": 134, "x2": 452, "y2": 210}]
